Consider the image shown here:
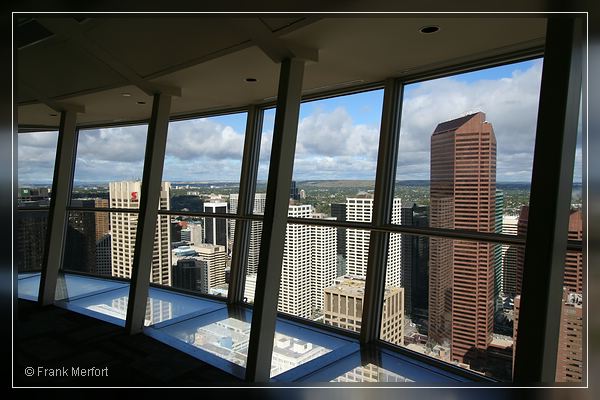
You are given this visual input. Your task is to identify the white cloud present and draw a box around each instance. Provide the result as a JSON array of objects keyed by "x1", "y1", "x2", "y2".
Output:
[{"x1": 21, "y1": 59, "x2": 581, "y2": 184}]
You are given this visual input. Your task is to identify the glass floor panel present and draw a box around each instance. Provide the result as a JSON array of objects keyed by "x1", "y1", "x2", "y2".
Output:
[
  {"x1": 66, "y1": 285, "x2": 224, "y2": 327},
  {"x1": 297, "y1": 347, "x2": 472, "y2": 383},
  {"x1": 17, "y1": 273, "x2": 126, "y2": 302},
  {"x1": 17, "y1": 273, "x2": 41, "y2": 301},
  {"x1": 151, "y1": 307, "x2": 354, "y2": 379},
  {"x1": 55, "y1": 273, "x2": 128, "y2": 301},
  {"x1": 18, "y1": 272, "x2": 41, "y2": 280}
]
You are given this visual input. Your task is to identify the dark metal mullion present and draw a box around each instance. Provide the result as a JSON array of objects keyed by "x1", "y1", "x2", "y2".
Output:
[
  {"x1": 285, "y1": 216, "x2": 583, "y2": 250},
  {"x1": 245, "y1": 58, "x2": 305, "y2": 383},
  {"x1": 66, "y1": 206, "x2": 139, "y2": 214},
  {"x1": 513, "y1": 16, "x2": 582, "y2": 384},
  {"x1": 360, "y1": 78, "x2": 403, "y2": 343},
  {"x1": 156, "y1": 209, "x2": 257, "y2": 220},
  {"x1": 229, "y1": 105, "x2": 264, "y2": 304},
  {"x1": 125, "y1": 93, "x2": 172, "y2": 335},
  {"x1": 38, "y1": 111, "x2": 79, "y2": 305}
]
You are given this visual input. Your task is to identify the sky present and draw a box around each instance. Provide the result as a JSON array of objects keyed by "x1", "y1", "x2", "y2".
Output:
[{"x1": 17, "y1": 58, "x2": 583, "y2": 186}]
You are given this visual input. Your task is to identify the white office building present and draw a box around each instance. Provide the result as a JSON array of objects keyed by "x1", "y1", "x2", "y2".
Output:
[
  {"x1": 109, "y1": 181, "x2": 171, "y2": 285},
  {"x1": 346, "y1": 195, "x2": 402, "y2": 288}
]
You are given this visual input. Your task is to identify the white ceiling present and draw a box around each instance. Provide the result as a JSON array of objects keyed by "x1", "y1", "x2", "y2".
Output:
[{"x1": 16, "y1": 16, "x2": 546, "y2": 128}]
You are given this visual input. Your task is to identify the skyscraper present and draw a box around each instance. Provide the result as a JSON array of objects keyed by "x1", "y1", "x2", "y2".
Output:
[
  {"x1": 203, "y1": 201, "x2": 228, "y2": 253},
  {"x1": 400, "y1": 204, "x2": 429, "y2": 319},
  {"x1": 346, "y1": 194, "x2": 402, "y2": 287},
  {"x1": 278, "y1": 203, "x2": 337, "y2": 319},
  {"x1": 172, "y1": 244, "x2": 227, "y2": 294},
  {"x1": 324, "y1": 276, "x2": 404, "y2": 346},
  {"x1": 330, "y1": 203, "x2": 347, "y2": 277},
  {"x1": 501, "y1": 215, "x2": 519, "y2": 297},
  {"x1": 109, "y1": 181, "x2": 171, "y2": 285},
  {"x1": 229, "y1": 193, "x2": 266, "y2": 275},
  {"x1": 16, "y1": 191, "x2": 50, "y2": 272},
  {"x1": 290, "y1": 180, "x2": 300, "y2": 200},
  {"x1": 429, "y1": 112, "x2": 497, "y2": 366},
  {"x1": 494, "y1": 190, "x2": 504, "y2": 305},
  {"x1": 64, "y1": 199, "x2": 97, "y2": 274},
  {"x1": 513, "y1": 207, "x2": 583, "y2": 382},
  {"x1": 94, "y1": 198, "x2": 112, "y2": 276}
]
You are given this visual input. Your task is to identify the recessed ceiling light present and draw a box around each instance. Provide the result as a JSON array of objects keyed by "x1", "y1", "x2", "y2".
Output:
[
  {"x1": 245, "y1": 78, "x2": 258, "y2": 83},
  {"x1": 420, "y1": 25, "x2": 440, "y2": 34},
  {"x1": 121, "y1": 93, "x2": 132, "y2": 97},
  {"x1": 137, "y1": 101, "x2": 146, "y2": 105}
]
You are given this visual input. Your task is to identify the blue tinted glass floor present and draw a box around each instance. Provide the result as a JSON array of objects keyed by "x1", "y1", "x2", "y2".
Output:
[{"x1": 146, "y1": 306, "x2": 357, "y2": 380}]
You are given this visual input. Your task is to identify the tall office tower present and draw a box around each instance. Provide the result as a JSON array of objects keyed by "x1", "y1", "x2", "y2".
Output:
[
  {"x1": 556, "y1": 290, "x2": 583, "y2": 382},
  {"x1": 109, "y1": 181, "x2": 171, "y2": 285},
  {"x1": 290, "y1": 180, "x2": 300, "y2": 200},
  {"x1": 16, "y1": 199, "x2": 50, "y2": 272},
  {"x1": 501, "y1": 215, "x2": 519, "y2": 297},
  {"x1": 278, "y1": 204, "x2": 337, "y2": 319},
  {"x1": 324, "y1": 276, "x2": 404, "y2": 346},
  {"x1": 494, "y1": 190, "x2": 504, "y2": 302},
  {"x1": 429, "y1": 112, "x2": 497, "y2": 365},
  {"x1": 171, "y1": 244, "x2": 227, "y2": 293},
  {"x1": 311, "y1": 216, "x2": 338, "y2": 313},
  {"x1": 64, "y1": 199, "x2": 97, "y2": 274},
  {"x1": 94, "y1": 198, "x2": 112, "y2": 276},
  {"x1": 279, "y1": 204, "x2": 313, "y2": 318},
  {"x1": 400, "y1": 204, "x2": 429, "y2": 319},
  {"x1": 96, "y1": 234, "x2": 112, "y2": 276},
  {"x1": 230, "y1": 193, "x2": 266, "y2": 274},
  {"x1": 346, "y1": 195, "x2": 402, "y2": 287},
  {"x1": 330, "y1": 203, "x2": 347, "y2": 277},
  {"x1": 94, "y1": 198, "x2": 110, "y2": 240},
  {"x1": 515, "y1": 206, "x2": 529, "y2": 296},
  {"x1": 512, "y1": 208, "x2": 583, "y2": 382},
  {"x1": 203, "y1": 201, "x2": 228, "y2": 253}
]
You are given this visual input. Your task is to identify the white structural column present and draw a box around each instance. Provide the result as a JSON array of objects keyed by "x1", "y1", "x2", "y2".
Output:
[
  {"x1": 125, "y1": 93, "x2": 172, "y2": 335},
  {"x1": 245, "y1": 58, "x2": 305, "y2": 383},
  {"x1": 39, "y1": 109, "x2": 80, "y2": 305}
]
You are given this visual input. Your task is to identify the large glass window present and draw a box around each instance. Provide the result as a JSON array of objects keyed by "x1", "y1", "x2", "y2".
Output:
[
  {"x1": 17, "y1": 130, "x2": 59, "y2": 277},
  {"x1": 380, "y1": 59, "x2": 554, "y2": 381},
  {"x1": 272, "y1": 89, "x2": 385, "y2": 342},
  {"x1": 162, "y1": 113, "x2": 247, "y2": 210},
  {"x1": 71, "y1": 124, "x2": 148, "y2": 208}
]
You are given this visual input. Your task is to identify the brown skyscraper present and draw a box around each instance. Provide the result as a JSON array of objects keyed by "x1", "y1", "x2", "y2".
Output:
[
  {"x1": 513, "y1": 207, "x2": 583, "y2": 382},
  {"x1": 429, "y1": 112, "x2": 497, "y2": 367}
]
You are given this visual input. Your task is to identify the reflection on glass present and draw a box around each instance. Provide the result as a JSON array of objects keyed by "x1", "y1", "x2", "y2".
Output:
[
  {"x1": 17, "y1": 274, "x2": 41, "y2": 301},
  {"x1": 16, "y1": 210, "x2": 49, "y2": 272},
  {"x1": 168, "y1": 315, "x2": 332, "y2": 377},
  {"x1": 332, "y1": 363, "x2": 413, "y2": 383},
  {"x1": 68, "y1": 287, "x2": 219, "y2": 326},
  {"x1": 54, "y1": 274, "x2": 127, "y2": 301}
]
